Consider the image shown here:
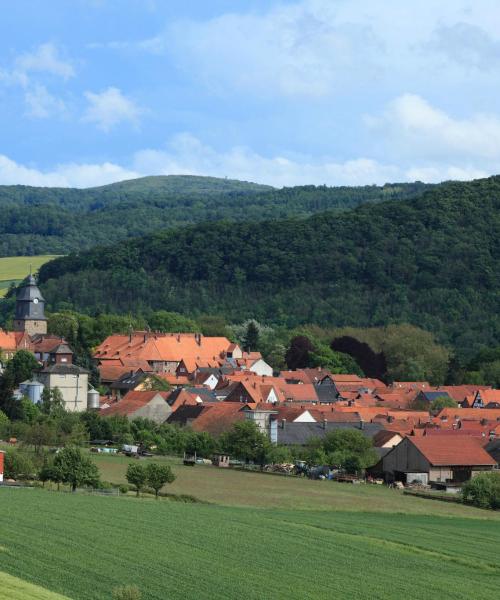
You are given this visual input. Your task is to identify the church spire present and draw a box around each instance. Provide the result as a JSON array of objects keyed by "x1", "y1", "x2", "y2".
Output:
[{"x1": 13, "y1": 272, "x2": 47, "y2": 336}]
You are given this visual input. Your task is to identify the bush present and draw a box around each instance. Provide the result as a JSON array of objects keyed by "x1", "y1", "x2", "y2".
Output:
[
  {"x1": 462, "y1": 472, "x2": 500, "y2": 509},
  {"x1": 0, "y1": 408, "x2": 9, "y2": 435},
  {"x1": 4, "y1": 449, "x2": 34, "y2": 480},
  {"x1": 112, "y1": 585, "x2": 142, "y2": 600},
  {"x1": 119, "y1": 484, "x2": 130, "y2": 495}
]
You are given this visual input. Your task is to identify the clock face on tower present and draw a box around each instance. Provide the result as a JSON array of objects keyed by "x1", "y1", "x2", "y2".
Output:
[{"x1": 33, "y1": 298, "x2": 39, "y2": 304}]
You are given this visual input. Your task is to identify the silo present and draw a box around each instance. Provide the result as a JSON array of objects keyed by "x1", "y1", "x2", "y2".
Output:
[
  {"x1": 87, "y1": 388, "x2": 100, "y2": 410},
  {"x1": 21, "y1": 379, "x2": 44, "y2": 404}
]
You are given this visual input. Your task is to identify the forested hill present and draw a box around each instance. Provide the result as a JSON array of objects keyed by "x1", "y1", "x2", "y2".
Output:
[
  {"x1": 0, "y1": 175, "x2": 429, "y2": 255},
  {"x1": 38, "y1": 176, "x2": 500, "y2": 355}
]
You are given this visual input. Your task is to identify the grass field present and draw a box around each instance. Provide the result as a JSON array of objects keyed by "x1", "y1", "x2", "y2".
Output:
[
  {"x1": 1, "y1": 453, "x2": 500, "y2": 599},
  {"x1": 0, "y1": 255, "x2": 59, "y2": 297},
  {"x1": 0, "y1": 487, "x2": 499, "y2": 600},
  {"x1": 0, "y1": 571, "x2": 70, "y2": 600},
  {"x1": 91, "y1": 452, "x2": 500, "y2": 518}
]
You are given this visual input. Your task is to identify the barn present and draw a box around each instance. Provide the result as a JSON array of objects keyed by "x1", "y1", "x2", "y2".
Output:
[{"x1": 381, "y1": 436, "x2": 497, "y2": 489}]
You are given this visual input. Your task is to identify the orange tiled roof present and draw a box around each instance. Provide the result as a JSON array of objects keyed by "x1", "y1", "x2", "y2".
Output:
[
  {"x1": 435, "y1": 385, "x2": 492, "y2": 402},
  {"x1": 437, "y1": 407, "x2": 500, "y2": 421},
  {"x1": 408, "y1": 436, "x2": 497, "y2": 466},
  {"x1": 94, "y1": 332, "x2": 233, "y2": 371},
  {"x1": 475, "y1": 389, "x2": 500, "y2": 404},
  {"x1": 0, "y1": 330, "x2": 18, "y2": 351}
]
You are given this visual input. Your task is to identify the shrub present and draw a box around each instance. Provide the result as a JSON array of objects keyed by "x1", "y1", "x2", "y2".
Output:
[
  {"x1": 119, "y1": 484, "x2": 130, "y2": 495},
  {"x1": 4, "y1": 449, "x2": 34, "y2": 480},
  {"x1": 112, "y1": 585, "x2": 142, "y2": 600},
  {"x1": 462, "y1": 472, "x2": 500, "y2": 509}
]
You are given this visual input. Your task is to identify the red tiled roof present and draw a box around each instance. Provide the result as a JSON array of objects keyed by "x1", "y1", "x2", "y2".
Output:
[
  {"x1": 476, "y1": 389, "x2": 500, "y2": 404},
  {"x1": 190, "y1": 403, "x2": 248, "y2": 436},
  {"x1": 280, "y1": 383, "x2": 318, "y2": 403},
  {"x1": 437, "y1": 408, "x2": 500, "y2": 421},
  {"x1": 435, "y1": 385, "x2": 492, "y2": 402},
  {"x1": 156, "y1": 373, "x2": 190, "y2": 386},
  {"x1": 100, "y1": 390, "x2": 169, "y2": 417},
  {"x1": 409, "y1": 436, "x2": 497, "y2": 466}
]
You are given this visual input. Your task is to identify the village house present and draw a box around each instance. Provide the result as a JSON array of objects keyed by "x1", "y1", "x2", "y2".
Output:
[
  {"x1": 176, "y1": 402, "x2": 250, "y2": 437},
  {"x1": 100, "y1": 390, "x2": 172, "y2": 423}
]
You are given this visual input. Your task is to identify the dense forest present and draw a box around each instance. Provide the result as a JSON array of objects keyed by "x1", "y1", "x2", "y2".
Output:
[
  {"x1": 36, "y1": 176, "x2": 500, "y2": 359},
  {"x1": 0, "y1": 176, "x2": 430, "y2": 255}
]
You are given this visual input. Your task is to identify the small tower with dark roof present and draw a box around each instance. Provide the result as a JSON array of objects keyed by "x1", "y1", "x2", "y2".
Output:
[{"x1": 13, "y1": 273, "x2": 47, "y2": 335}]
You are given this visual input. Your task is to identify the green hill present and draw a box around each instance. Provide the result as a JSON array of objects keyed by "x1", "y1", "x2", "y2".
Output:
[
  {"x1": 37, "y1": 176, "x2": 500, "y2": 356},
  {"x1": 0, "y1": 176, "x2": 429, "y2": 256}
]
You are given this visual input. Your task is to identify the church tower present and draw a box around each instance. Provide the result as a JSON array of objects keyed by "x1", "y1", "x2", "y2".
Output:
[{"x1": 13, "y1": 274, "x2": 47, "y2": 335}]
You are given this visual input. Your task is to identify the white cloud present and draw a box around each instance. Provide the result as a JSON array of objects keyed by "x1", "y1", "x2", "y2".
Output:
[
  {"x1": 0, "y1": 131, "x2": 494, "y2": 189},
  {"x1": 132, "y1": 133, "x2": 400, "y2": 186},
  {"x1": 369, "y1": 93, "x2": 500, "y2": 161},
  {"x1": 24, "y1": 84, "x2": 66, "y2": 119},
  {"x1": 0, "y1": 154, "x2": 139, "y2": 188},
  {"x1": 83, "y1": 87, "x2": 142, "y2": 131},
  {"x1": 15, "y1": 42, "x2": 74, "y2": 79},
  {"x1": 168, "y1": 4, "x2": 383, "y2": 98},
  {"x1": 405, "y1": 165, "x2": 488, "y2": 183},
  {"x1": 138, "y1": 0, "x2": 500, "y2": 100},
  {"x1": 427, "y1": 21, "x2": 500, "y2": 70}
]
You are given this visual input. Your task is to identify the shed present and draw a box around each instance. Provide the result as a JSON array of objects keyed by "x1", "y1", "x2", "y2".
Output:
[{"x1": 381, "y1": 436, "x2": 496, "y2": 487}]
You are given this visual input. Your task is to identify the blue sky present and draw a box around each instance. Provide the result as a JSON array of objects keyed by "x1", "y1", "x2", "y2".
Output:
[{"x1": 1, "y1": 0, "x2": 500, "y2": 188}]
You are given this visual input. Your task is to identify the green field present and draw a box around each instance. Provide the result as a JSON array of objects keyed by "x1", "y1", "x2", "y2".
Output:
[
  {"x1": 1, "y1": 455, "x2": 500, "y2": 600},
  {"x1": 0, "y1": 571, "x2": 70, "y2": 600},
  {"x1": 91, "y1": 452, "x2": 498, "y2": 517},
  {"x1": 0, "y1": 255, "x2": 59, "y2": 297}
]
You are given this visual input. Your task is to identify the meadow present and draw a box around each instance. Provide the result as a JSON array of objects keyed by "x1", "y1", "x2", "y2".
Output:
[
  {"x1": 1, "y1": 456, "x2": 500, "y2": 600},
  {"x1": 0, "y1": 486, "x2": 499, "y2": 600},
  {"x1": 0, "y1": 255, "x2": 59, "y2": 297},
  {"x1": 92, "y1": 452, "x2": 499, "y2": 517}
]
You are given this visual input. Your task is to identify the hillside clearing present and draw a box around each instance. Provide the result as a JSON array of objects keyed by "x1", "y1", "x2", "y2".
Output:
[
  {"x1": 0, "y1": 488, "x2": 499, "y2": 600},
  {"x1": 0, "y1": 255, "x2": 59, "y2": 296}
]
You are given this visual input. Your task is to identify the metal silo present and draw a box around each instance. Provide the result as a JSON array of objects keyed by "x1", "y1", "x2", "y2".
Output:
[
  {"x1": 20, "y1": 379, "x2": 44, "y2": 404},
  {"x1": 87, "y1": 387, "x2": 100, "y2": 410}
]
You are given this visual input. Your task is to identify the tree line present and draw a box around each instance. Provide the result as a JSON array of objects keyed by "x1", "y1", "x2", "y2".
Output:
[
  {"x1": 0, "y1": 175, "x2": 428, "y2": 256},
  {"x1": 36, "y1": 176, "x2": 500, "y2": 362}
]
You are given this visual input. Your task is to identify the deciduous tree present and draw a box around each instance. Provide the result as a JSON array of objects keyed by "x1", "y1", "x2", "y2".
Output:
[{"x1": 145, "y1": 463, "x2": 175, "y2": 499}]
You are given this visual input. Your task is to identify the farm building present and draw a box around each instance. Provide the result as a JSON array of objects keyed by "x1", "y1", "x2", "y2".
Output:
[
  {"x1": 38, "y1": 363, "x2": 89, "y2": 412},
  {"x1": 100, "y1": 391, "x2": 172, "y2": 423},
  {"x1": 380, "y1": 436, "x2": 497, "y2": 488}
]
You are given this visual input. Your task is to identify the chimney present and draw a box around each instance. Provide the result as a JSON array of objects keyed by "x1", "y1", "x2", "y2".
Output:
[{"x1": 281, "y1": 418, "x2": 286, "y2": 429}]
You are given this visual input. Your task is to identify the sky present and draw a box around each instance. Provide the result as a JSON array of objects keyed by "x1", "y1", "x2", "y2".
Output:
[{"x1": 1, "y1": 0, "x2": 500, "y2": 188}]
